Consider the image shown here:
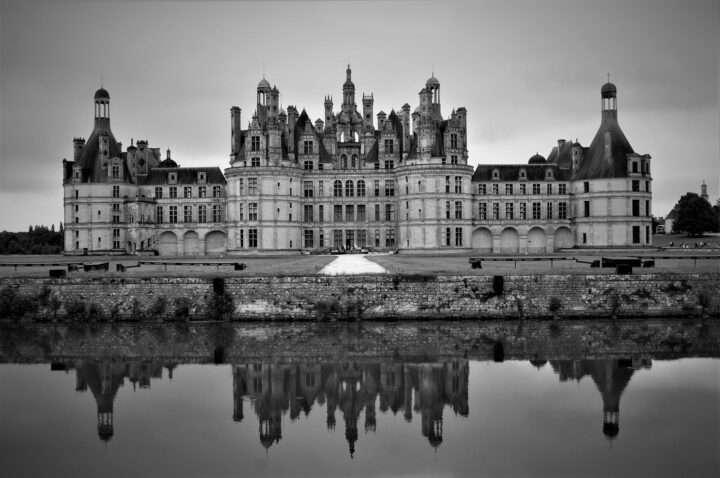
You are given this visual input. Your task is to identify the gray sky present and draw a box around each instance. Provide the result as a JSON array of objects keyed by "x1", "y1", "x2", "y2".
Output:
[{"x1": 1, "y1": 0, "x2": 718, "y2": 231}]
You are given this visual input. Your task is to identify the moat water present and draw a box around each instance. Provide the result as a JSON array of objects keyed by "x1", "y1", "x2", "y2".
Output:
[{"x1": 0, "y1": 323, "x2": 718, "y2": 477}]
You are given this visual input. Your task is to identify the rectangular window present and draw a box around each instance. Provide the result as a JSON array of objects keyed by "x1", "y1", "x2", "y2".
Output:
[
  {"x1": 155, "y1": 187, "x2": 163, "y2": 198},
  {"x1": 251, "y1": 157, "x2": 260, "y2": 167},
  {"x1": 374, "y1": 180, "x2": 380, "y2": 197},
  {"x1": 334, "y1": 205, "x2": 343, "y2": 222},
  {"x1": 251, "y1": 136, "x2": 260, "y2": 151},
  {"x1": 446, "y1": 176, "x2": 451, "y2": 193},
  {"x1": 455, "y1": 227, "x2": 463, "y2": 247},
  {"x1": 478, "y1": 184, "x2": 487, "y2": 195},
  {"x1": 304, "y1": 181, "x2": 314, "y2": 197},
  {"x1": 583, "y1": 181, "x2": 589, "y2": 193},
  {"x1": 478, "y1": 202, "x2": 487, "y2": 220},
  {"x1": 156, "y1": 206, "x2": 164, "y2": 223},
  {"x1": 646, "y1": 200, "x2": 650, "y2": 217},
  {"x1": 505, "y1": 184, "x2": 513, "y2": 195},
  {"x1": 558, "y1": 183, "x2": 567, "y2": 195},
  {"x1": 558, "y1": 202, "x2": 567, "y2": 220},
  {"x1": 304, "y1": 161, "x2": 313, "y2": 170},
  {"x1": 451, "y1": 155, "x2": 458, "y2": 165},
  {"x1": 375, "y1": 204, "x2": 380, "y2": 221},
  {"x1": 112, "y1": 203, "x2": 120, "y2": 212},
  {"x1": 357, "y1": 230, "x2": 367, "y2": 247},
  {"x1": 318, "y1": 205, "x2": 324, "y2": 223},
  {"x1": 249, "y1": 203, "x2": 258, "y2": 221},
  {"x1": 198, "y1": 205, "x2": 207, "y2": 223},
  {"x1": 450, "y1": 133, "x2": 458, "y2": 149},
  {"x1": 520, "y1": 203, "x2": 527, "y2": 220},
  {"x1": 303, "y1": 205, "x2": 313, "y2": 222},
  {"x1": 248, "y1": 178, "x2": 258, "y2": 195},
  {"x1": 632, "y1": 199, "x2": 640, "y2": 217},
  {"x1": 444, "y1": 227, "x2": 451, "y2": 246},
  {"x1": 238, "y1": 179, "x2": 244, "y2": 196},
  {"x1": 385, "y1": 180, "x2": 395, "y2": 196},
  {"x1": 112, "y1": 185, "x2": 120, "y2": 198},
  {"x1": 455, "y1": 201, "x2": 462, "y2": 219},
  {"x1": 385, "y1": 204, "x2": 395, "y2": 221},
  {"x1": 357, "y1": 205, "x2": 366, "y2": 222},
  {"x1": 385, "y1": 229, "x2": 395, "y2": 247},
  {"x1": 384, "y1": 139, "x2": 394, "y2": 154},
  {"x1": 384, "y1": 160, "x2": 394, "y2": 170},
  {"x1": 249, "y1": 229, "x2": 258, "y2": 248},
  {"x1": 584, "y1": 201, "x2": 590, "y2": 217},
  {"x1": 455, "y1": 176, "x2": 462, "y2": 194},
  {"x1": 632, "y1": 180, "x2": 640, "y2": 192},
  {"x1": 546, "y1": 184, "x2": 552, "y2": 195},
  {"x1": 519, "y1": 183, "x2": 526, "y2": 195},
  {"x1": 213, "y1": 186, "x2": 222, "y2": 198},
  {"x1": 492, "y1": 203, "x2": 499, "y2": 220},
  {"x1": 169, "y1": 205, "x2": 177, "y2": 223},
  {"x1": 304, "y1": 230, "x2": 314, "y2": 248},
  {"x1": 303, "y1": 140, "x2": 313, "y2": 155},
  {"x1": 212, "y1": 204, "x2": 222, "y2": 222},
  {"x1": 198, "y1": 186, "x2": 206, "y2": 198},
  {"x1": 492, "y1": 183, "x2": 499, "y2": 195},
  {"x1": 317, "y1": 181, "x2": 324, "y2": 197},
  {"x1": 532, "y1": 184, "x2": 541, "y2": 195},
  {"x1": 645, "y1": 181, "x2": 650, "y2": 192},
  {"x1": 632, "y1": 161, "x2": 638, "y2": 173},
  {"x1": 345, "y1": 205, "x2": 354, "y2": 222},
  {"x1": 446, "y1": 201, "x2": 451, "y2": 219},
  {"x1": 112, "y1": 165, "x2": 119, "y2": 179},
  {"x1": 169, "y1": 186, "x2": 177, "y2": 198},
  {"x1": 632, "y1": 226, "x2": 640, "y2": 244},
  {"x1": 546, "y1": 202, "x2": 552, "y2": 219},
  {"x1": 113, "y1": 228, "x2": 120, "y2": 238},
  {"x1": 184, "y1": 205, "x2": 192, "y2": 222},
  {"x1": 505, "y1": 203, "x2": 514, "y2": 220},
  {"x1": 333, "y1": 230, "x2": 343, "y2": 247},
  {"x1": 646, "y1": 226, "x2": 650, "y2": 244},
  {"x1": 184, "y1": 187, "x2": 192, "y2": 198},
  {"x1": 532, "y1": 202, "x2": 541, "y2": 220}
]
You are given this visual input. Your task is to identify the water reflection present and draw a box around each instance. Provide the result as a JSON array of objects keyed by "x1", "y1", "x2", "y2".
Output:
[{"x1": 47, "y1": 357, "x2": 655, "y2": 453}]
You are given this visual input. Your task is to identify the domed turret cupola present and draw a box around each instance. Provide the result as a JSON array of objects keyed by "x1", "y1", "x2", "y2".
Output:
[
  {"x1": 159, "y1": 148, "x2": 177, "y2": 168},
  {"x1": 342, "y1": 64, "x2": 356, "y2": 110},
  {"x1": 94, "y1": 87, "x2": 110, "y2": 128},
  {"x1": 601, "y1": 75, "x2": 617, "y2": 119},
  {"x1": 529, "y1": 153, "x2": 547, "y2": 164},
  {"x1": 424, "y1": 73, "x2": 441, "y2": 121}
]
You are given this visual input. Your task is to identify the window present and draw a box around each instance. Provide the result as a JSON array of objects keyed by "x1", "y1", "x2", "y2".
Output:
[
  {"x1": 304, "y1": 181, "x2": 314, "y2": 198},
  {"x1": 583, "y1": 233, "x2": 587, "y2": 244},
  {"x1": 181, "y1": 205, "x2": 190, "y2": 222},
  {"x1": 248, "y1": 178, "x2": 258, "y2": 195},
  {"x1": 492, "y1": 184, "x2": 499, "y2": 195},
  {"x1": 251, "y1": 157, "x2": 260, "y2": 167},
  {"x1": 384, "y1": 139, "x2": 394, "y2": 154},
  {"x1": 112, "y1": 185, "x2": 120, "y2": 198},
  {"x1": 478, "y1": 184, "x2": 487, "y2": 195},
  {"x1": 345, "y1": 180, "x2": 354, "y2": 197},
  {"x1": 454, "y1": 176, "x2": 462, "y2": 194},
  {"x1": 374, "y1": 180, "x2": 380, "y2": 196},
  {"x1": 384, "y1": 160, "x2": 394, "y2": 169},
  {"x1": 505, "y1": 184, "x2": 513, "y2": 195},
  {"x1": 455, "y1": 227, "x2": 463, "y2": 247},
  {"x1": 357, "y1": 230, "x2": 367, "y2": 247},
  {"x1": 445, "y1": 176, "x2": 451, "y2": 193},
  {"x1": 249, "y1": 229, "x2": 258, "y2": 248},
  {"x1": 646, "y1": 200, "x2": 650, "y2": 217},
  {"x1": 351, "y1": 155, "x2": 358, "y2": 168},
  {"x1": 304, "y1": 161, "x2": 314, "y2": 170},
  {"x1": 546, "y1": 203, "x2": 552, "y2": 219},
  {"x1": 155, "y1": 187, "x2": 163, "y2": 198},
  {"x1": 334, "y1": 180, "x2": 342, "y2": 197},
  {"x1": 385, "y1": 180, "x2": 395, "y2": 196},
  {"x1": 169, "y1": 206, "x2": 177, "y2": 223},
  {"x1": 318, "y1": 163, "x2": 324, "y2": 170},
  {"x1": 334, "y1": 205, "x2": 342, "y2": 222},
  {"x1": 238, "y1": 179, "x2": 244, "y2": 196},
  {"x1": 532, "y1": 202, "x2": 541, "y2": 220},
  {"x1": 341, "y1": 155, "x2": 348, "y2": 169},
  {"x1": 331, "y1": 230, "x2": 341, "y2": 247},
  {"x1": 183, "y1": 186, "x2": 191, "y2": 198},
  {"x1": 251, "y1": 136, "x2": 260, "y2": 151},
  {"x1": 632, "y1": 161, "x2": 638, "y2": 173},
  {"x1": 519, "y1": 183, "x2": 526, "y2": 195},
  {"x1": 442, "y1": 157, "x2": 446, "y2": 165},
  {"x1": 111, "y1": 165, "x2": 119, "y2": 179},
  {"x1": 385, "y1": 204, "x2": 395, "y2": 221},
  {"x1": 198, "y1": 186, "x2": 206, "y2": 198},
  {"x1": 558, "y1": 202, "x2": 567, "y2": 219},
  {"x1": 345, "y1": 205, "x2": 354, "y2": 222},
  {"x1": 385, "y1": 229, "x2": 395, "y2": 247},
  {"x1": 357, "y1": 205, "x2": 366, "y2": 222},
  {"x1": 212, "y1": 204, "x2": 222, "y2": 222},
  {"x1": 303, "y1": 140, "x2": 313, "y2": 155},
  {"x1": 451, "y1": 155, "x2": 458, "y2": 165},
  {"x1": 479, "y1": 202, "x2": 487, "y2": 220},
  {"x1": 446, "y1": 201, "x2": 451, "y2": 219},
  {"x1": 304, "y1": 230, "x2": 314, "y2": 248},
  {"x1": 455, "y1": 201, "x2": 462, "y2": 219},
  {"x1": 632, "y1": 199, "x2": 640, "y2": 217},
  {"x1": 156, "y1": 206, "x2": 164, "y2": 223},
  {"x1": 558, "y1": 184, "x2": 566, "y2": 195},
  {"x1": 249, "y1": 203, "x2": 258, "y2": 221},
  {"x1": 444, "y1": 227, "x2": 451, "y2": 246},
  {"x1": 505, "y1": 203, "x2": 514, "y2": 220},
  {"x1": 450, "y1": 133, "x2": 458, "y2": 149},
  {"x1": 583, "y1": 181, "x2": 589, "y2": 193},
  {"x1": 532, "y1": 184, "x2": 540, "y2": 195},
  {"x1": 492, "y1": 203, "x2": 499, "y2": 220},
  {"x1": 357, "y1": 180, "x2": 366, "y2": 197},
  {"x1": 198, "y1": 205, "x2": 207, "y2": 223},
  {"x1": 75, "y1": 190, "x2": 79, "y2": 199},
  {"x1": 632, "y1": 180, "x2": 640, "y2": 192},
  {"x1": 632, "y1": 226, "x2": 640, "y2": 244},
  {"x1": 169, "y1": 173, "x2": 177, "y2": 184},
  {"x1": 645, "y1": 181, "x2": 650, "y2": 192},
  {"x1": 213, "y1": 186, "x2": 222, "y2": 198},
  {"x1": 375, "y1": 204, "x2": 380, "y2": 221},
  {"x1": 169, "y1": 186, "x2": 177, "y2": 198},
  {"x1": 520, "y1": 203, "x2": 527, "y2": 220},
  {"x1": 303, "y1": 205, "x2": 313, "y2": 222},
  {"x1": 318, "y1": 205, "x2": 324, "y2": 222},
  {"x1": 319, "y1": 231, "x2": 324, "y2": 247},
  {"x1": 546, "y1": 184, "x2": 552, "y2": 194},
  {"x1": 646, "y1": 226, "x2": 650, "y2": 244},
  {"x1": 112, "y1": 203, "x2": 120, "y2": 212},
  {"x1": 584, "y1": 201, "x2": 590, "y2": 217}
]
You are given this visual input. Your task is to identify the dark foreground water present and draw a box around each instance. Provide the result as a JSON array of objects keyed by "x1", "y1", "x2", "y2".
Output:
[{"x1": 1, "y1": 353, "x2": 718, "y2": 477}]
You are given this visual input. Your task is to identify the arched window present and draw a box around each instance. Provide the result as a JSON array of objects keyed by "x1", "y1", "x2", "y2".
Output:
[
  {"x1": 357, "y1": 180, "x2": 366, "y2": 197},
  {"x1": 341, "y1": 155, "x2": 348, "y2": 169},
  {"x1": 351, "y1": 155, "x2": 358, "y2": 169},
  {"x1": 345, "y1": 180, "x2": 354, "y2": 197},
  {"x1": 334, "y1": 180, "x2": 343, "y2": 197}
]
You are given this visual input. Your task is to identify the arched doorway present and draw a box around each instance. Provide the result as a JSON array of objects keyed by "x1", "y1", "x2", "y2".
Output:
[
  {"x1": 183, "y1": 231, "x2": 200, "y2": 256},
  {"x1": 500, "y1": 228, "x2": 519, "y2": 254},
  {"x1": 205, "y1": 231, "x2": 227, "y2": 255},
  {"x1": 157, "y1": 231, "x2": 178, "y2": 257},
  {"x1": 471, "y1": 227, "x2": 493, "y2": 253},
  {"x1": 554, "y1": 227, "x2": 574, "y2": 250},
  {"x1": 527, "y1": 227, "x2": 547, "y2": 254}
]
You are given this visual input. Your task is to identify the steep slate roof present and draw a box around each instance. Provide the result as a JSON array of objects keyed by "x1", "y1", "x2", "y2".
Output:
[
  {"x1": 73, "y1": 123, "x2": 129, "y2": 183},
  {"x1": 574, "y1": 114, "x2": 634, "y2": 180},
  {"x1": 472, "y1": 164, "x2": 571, "y2": 182},
  {"x1": 364, "y1": 138, "x2": 379, "y2": 163},
  {"x1": 142, "y1": 167, "x2": 226, "y2": 185}
]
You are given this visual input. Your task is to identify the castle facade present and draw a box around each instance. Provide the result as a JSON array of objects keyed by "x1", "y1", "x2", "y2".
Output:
[{"x1": 62, "y1": 67, "x2": 652, "y2": 255}]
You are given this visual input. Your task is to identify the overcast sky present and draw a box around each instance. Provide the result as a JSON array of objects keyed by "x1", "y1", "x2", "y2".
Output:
[{"x1": 1, "y1": 0, "x2": 717, "y2": 231}]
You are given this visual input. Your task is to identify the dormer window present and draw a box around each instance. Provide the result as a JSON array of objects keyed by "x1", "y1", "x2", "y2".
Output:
[
  {"x1": 198, "y1": 172, "x2": 206, "y2": 183},
  {"x1": 545, "y1": 169, "x2": 553, "y2": 180},
  {"x1": 111, "y1": 164, "x2": 120, "y2": 179},
  {"x1": 519, "y1": 169, "x2": 527, "y2": 180},
  {"x1": 169, "y1": 172, "x2": 177, "y2": 184},
  {"x1": 492, "y1": 169, "x2": 499, "y2": 180}
]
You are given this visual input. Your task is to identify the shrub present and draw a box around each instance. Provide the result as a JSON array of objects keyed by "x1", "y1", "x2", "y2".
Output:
[
  {"x1": 548, "y1": 297, "x2": 563, "y2": 315},
  {"x1": 0, "y1": 287, "x2": 36, "y2": 320},
  {"x1": 148, "y1": 296, "x2": 167, "y2": 317},
  {"x1": 174, "y1": 297, "x2": 192, "y2": 321},
  {"x1": 207, "y1": 293, "x2": 234, "y2": 321},
  {"x1": 87, "y1": 302, "x2": 104, "y2": 322},
  {"x1": 65, "y1": 299, "x2": 86, "y2": 321}
]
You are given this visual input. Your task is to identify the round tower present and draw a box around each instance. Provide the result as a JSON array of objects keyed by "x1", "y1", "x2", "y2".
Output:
[
  {"x1": 94, "y1": 87, "x2": 110, "y2": 127},
  {"x1": 601, "y1": 77, "x2": 617, "y2": 119}
]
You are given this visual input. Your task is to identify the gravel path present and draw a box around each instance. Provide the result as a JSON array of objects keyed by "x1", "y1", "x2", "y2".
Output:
[{"x1": 319, "y1": 254, "x2": 388, "y2": 275}]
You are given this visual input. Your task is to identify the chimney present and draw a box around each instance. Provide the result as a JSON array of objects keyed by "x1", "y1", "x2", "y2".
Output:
[
  {"x1": 73, "y1": 137, "x2": 86, "y2": 161},
  {"x1": 231, "y1": 106, "x2": 242, "y2": 157}
]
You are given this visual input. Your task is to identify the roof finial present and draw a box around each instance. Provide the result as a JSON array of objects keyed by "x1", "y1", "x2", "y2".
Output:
[
  {"x1": 101, "y1": 75, "x2": 103, "y2": 88},
  {"x1": 606, "y1": 72, "x2": 611, "y2": 83}
]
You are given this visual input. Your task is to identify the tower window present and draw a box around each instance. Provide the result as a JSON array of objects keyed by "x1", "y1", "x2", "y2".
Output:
[
  {"x1": 450, "y1": 134, "x2": 458, "y2": 149},
  {"x1": 251, "y1": 136, "x2": 260, "y2": 151}
]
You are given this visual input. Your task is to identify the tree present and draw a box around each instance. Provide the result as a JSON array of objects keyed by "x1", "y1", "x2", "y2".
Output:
[{"x1": 674, "y1": 192, "x2": 718, "y2": 236}]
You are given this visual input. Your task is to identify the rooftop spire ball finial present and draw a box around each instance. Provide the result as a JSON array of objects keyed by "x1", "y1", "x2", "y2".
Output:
[{"x1": 607, "y1": 72, "x2": 611, "y2": 83}]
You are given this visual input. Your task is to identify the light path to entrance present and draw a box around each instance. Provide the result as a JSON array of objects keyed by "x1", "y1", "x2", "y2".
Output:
[{"x1": 319, "y1": 254, "x2": 388, "y2": 275}]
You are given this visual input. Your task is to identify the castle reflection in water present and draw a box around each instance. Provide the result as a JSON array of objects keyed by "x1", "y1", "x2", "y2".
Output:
[{"x1": 51, "y1": 357, "x2": 650, "y2": 453}]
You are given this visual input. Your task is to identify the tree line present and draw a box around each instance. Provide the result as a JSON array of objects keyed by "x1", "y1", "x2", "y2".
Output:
[{"x1": 0, "y1": 224, "x2": 64, "y2": 254}]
